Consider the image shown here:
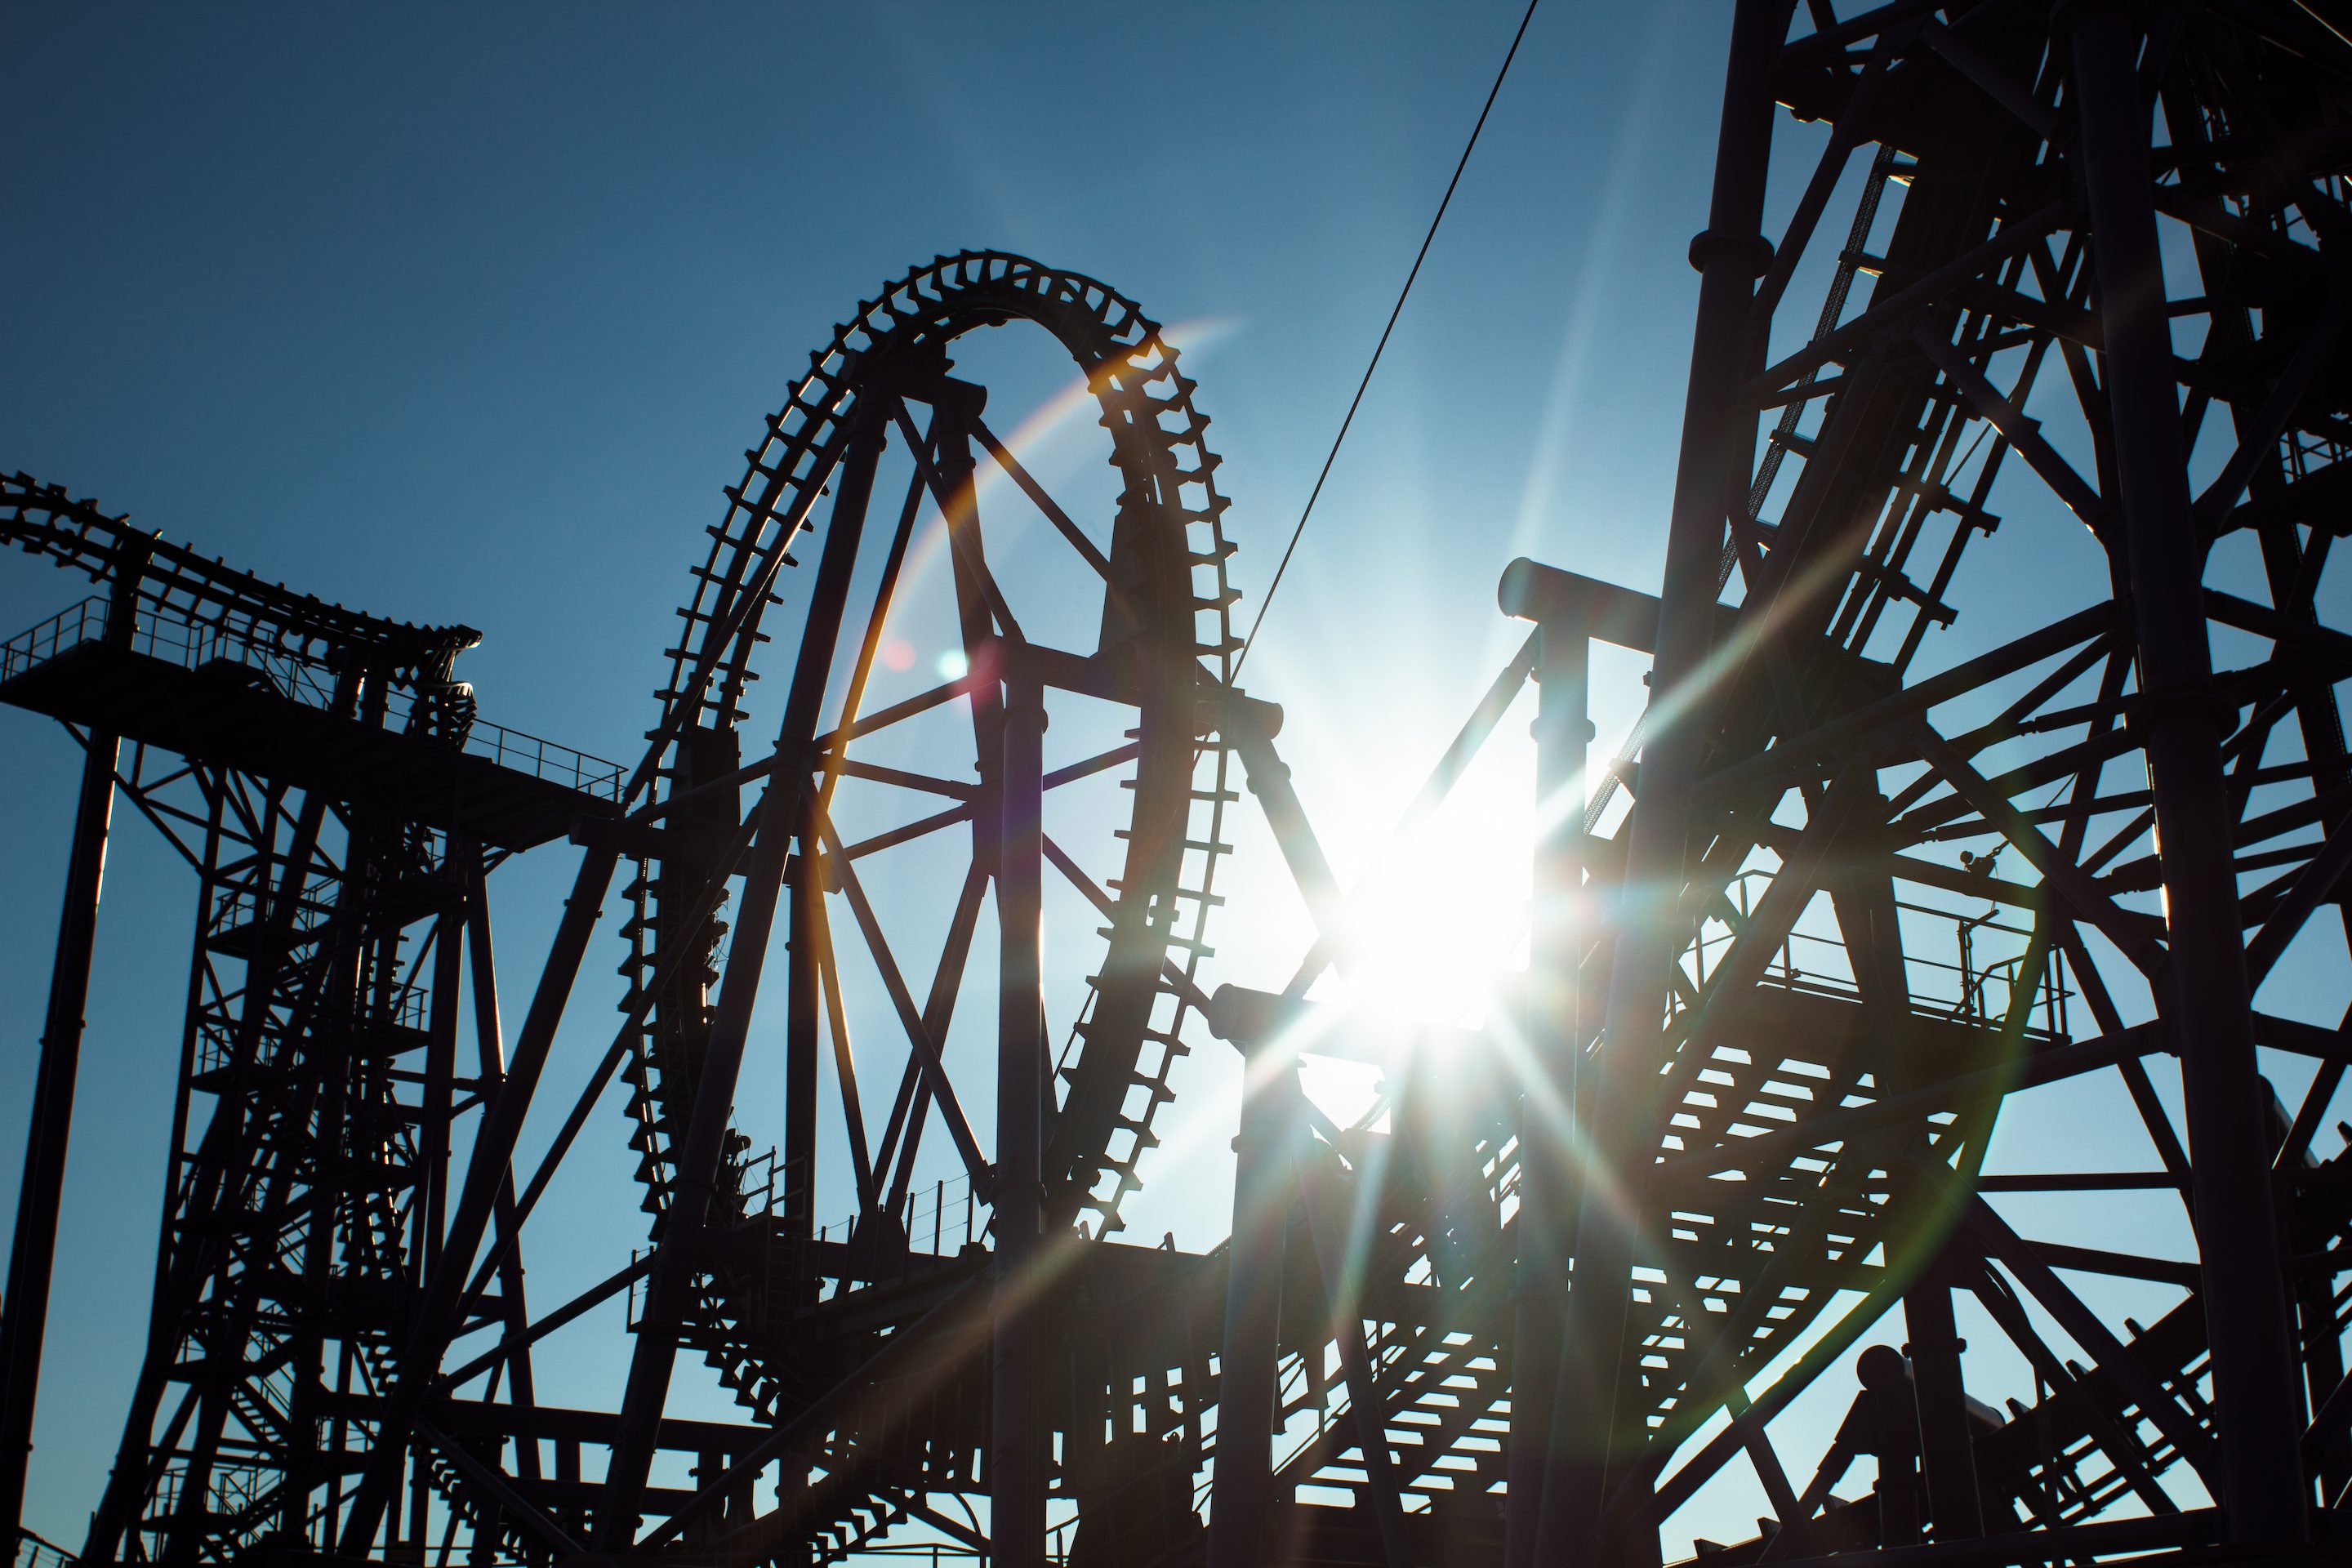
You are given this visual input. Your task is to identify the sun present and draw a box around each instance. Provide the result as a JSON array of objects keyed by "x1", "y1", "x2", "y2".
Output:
[{"x1": 1311, "y1": 750, "x2": 1539, "y2": 1035}]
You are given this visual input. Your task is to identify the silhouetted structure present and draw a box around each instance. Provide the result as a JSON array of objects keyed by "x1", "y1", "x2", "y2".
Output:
[
  {"x1": 6, "y1": 3, "x2": 2352, "y2": 1566},
  {"x1": 0, "y1": 476, "x2": 621, "y2": 1562}
]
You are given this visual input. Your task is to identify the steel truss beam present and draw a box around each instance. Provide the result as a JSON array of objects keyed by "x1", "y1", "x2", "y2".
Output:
[
  {"x1": 318, "y1": 255, "x2": 1247, "y2": 1568},
  {"x1": 1200, "y1": 6, "x2": 2352, "y2": 1567},
  {"x1": 17, "y1": 3, "x2": 2352, "y2": 1555},
  {"x1": 1347, "y1": 4, "x2": 2352, "y2": 1564},
  {"x1": 0, "y1": 481, "x2": 615, "y2": 1566}
]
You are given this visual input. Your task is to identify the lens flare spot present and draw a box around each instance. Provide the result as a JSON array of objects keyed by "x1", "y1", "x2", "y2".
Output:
[
  {"x1": 937, "y1": 648, "x2": 970, "y2": 680},
  {"x1": 881, "y1": 638, "x2": 915, "y2": 673}
]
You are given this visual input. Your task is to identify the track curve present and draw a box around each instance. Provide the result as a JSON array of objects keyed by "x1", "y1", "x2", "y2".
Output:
[{"x1": 619, "y1": 252, "x2": 1243, "y2": 1422}]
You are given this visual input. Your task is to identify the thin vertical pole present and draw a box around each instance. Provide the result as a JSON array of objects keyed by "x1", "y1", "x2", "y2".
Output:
[
  {"x1": 786, "y1": 800, "x2": 822, "y2": 1243},
  {"x1": 0, "y1": 728, "x2": 119, "y2": 1544},
  {"x1": 1901, "y1": 1264, "x2": 1983, "y2": 1539},
  {"x1": 1543, "y1": 4, "x2": 1790, "y2": 1561},
  {"x1": 2071, "y1": 4, "x2": 2308, "y2": 1540},
  {"x1": 993, "y1": 665, "x2": 1048, "y2": 1568},
  {"x1": 1205, "y1": 1053, "x2": 1297, "y2": 1568},
  {"x1": 421, "y1": 878, "x2": 466, "y2": 1278},
  {"x1": 1, "y1": 564, "x2": 138, "y2": 1546},
  {"x1": 1508, "y1": 614, "x2": 1588, "y2": 1568}
]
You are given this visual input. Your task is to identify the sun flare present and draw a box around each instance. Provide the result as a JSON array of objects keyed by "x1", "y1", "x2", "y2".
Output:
[{"x1": 1312, "y1": 777, "x2": 1536, "y2": 1035}]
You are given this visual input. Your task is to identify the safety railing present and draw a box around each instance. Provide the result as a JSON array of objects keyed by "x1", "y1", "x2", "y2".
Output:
[
  {"x1": 1686, "y1": 868, "x2": 2074, "y2": 1040},
  {"x1": 11, "y1": 1529, "x2": 76, "y2": 1568},
  {"x1": 0, "y1": 595, "x2": 107, "y2": 687},
  {"x1": 372, "y1": 983, "x2": 431, "y2": 1036},
  {"x1": 2, "y1": 595, "x2": 622, "y2": 802},
  {"x1": 207, "y1": 883, "x2": 337, "y2": 944},
  {"x1": 463, "y1": 718, "x2": 624, "y2": 801},
  {"x1": 808, "y1": 1173, "x2": 981, "y2": 1260}
]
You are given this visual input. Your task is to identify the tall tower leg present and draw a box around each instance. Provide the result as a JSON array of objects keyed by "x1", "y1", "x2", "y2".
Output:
[
  {"x1": 1542, "y1": 3, "x2": 1790, "y2": 1561},
  {"x1": 0, "y1": 730, "x2": 120, "y2": 1542},
  {"x1": 2071, "y1": 4, "x2": 2309, "y2": 1540},
  {"x1": 992, "y1": 667, "x2": 1048, "y2": 1568},
  {"x1": 1509, "y1": 615, "x2": 1588, "y2": 1567}
]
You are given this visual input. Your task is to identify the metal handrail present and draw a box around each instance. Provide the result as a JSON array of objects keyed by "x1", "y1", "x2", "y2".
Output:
[
  {"x1": 0, "y1": 595, "x2": 105, "y2": 686},
  {"x1": 462, "y1": 716, "x2": 624, "y2": 802},
  {"x1": 2, "y1": 595, "x2": 623, "y2": 802},
  {"x1": 12, "y1": 1527, "x2": 76, "y2": 1568},
  {"x1": 1688, "y1": 866, "x2": 2074, "y2": 1036}
]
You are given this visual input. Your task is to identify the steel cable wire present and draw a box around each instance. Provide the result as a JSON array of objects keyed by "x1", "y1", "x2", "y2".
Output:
[{"x1": 1232, "y1": 0, "x2": 1541, "y2": 677}]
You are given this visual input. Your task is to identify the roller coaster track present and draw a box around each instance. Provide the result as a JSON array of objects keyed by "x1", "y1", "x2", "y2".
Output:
[
  {"x1": 2, "y1": 474, "x2": 479, "y2": 682},
  {"x1": 13, "y1": 5, "x2": 2352, "y2": 1566},
  {"x1": 582, "y1": 250, "x2": 1246, "y2": 1546},
  {"x1": 629, "y1": 249, "x2": 1236, "y2": 1223}
]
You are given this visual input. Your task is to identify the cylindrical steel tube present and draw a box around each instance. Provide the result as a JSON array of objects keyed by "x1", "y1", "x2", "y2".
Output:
[{"x1": 993, "y1": 672, "x2": 1049, "y2": 1568}]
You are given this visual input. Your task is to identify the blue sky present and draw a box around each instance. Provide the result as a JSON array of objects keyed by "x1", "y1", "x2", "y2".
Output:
[{"x1": 0, "y1": 0, "x2": 1993, "y2": 1552}]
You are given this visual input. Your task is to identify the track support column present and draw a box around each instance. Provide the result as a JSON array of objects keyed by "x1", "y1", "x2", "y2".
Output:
[
  {"x1": 0, "y1": 725, "x2": 120, "y2": 1545},
  {"x1": 1542, "y1": 4, "x2": 1791, "y2": 1563},
  {"x1": 1, "y1": 571, "x2": 136, "y2": 1546},
  {"x1": 2070, "y1": 3, "x2": 2309, "y2": 1540},
  {"x1": 1206, "y1": 1040, "x2": 1300, "y2": 1568},
  {"x1": 1508, "y1": 606, "x2": 1589, "y2": 1568},
  {"x1": 993, "y1": 662, "x2": 1048, "y2": 1568}
]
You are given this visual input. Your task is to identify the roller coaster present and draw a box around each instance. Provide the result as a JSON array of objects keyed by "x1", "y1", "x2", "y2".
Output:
[{"x1": 6, "y1": 3, "x2": 2352, "y2": 1565}]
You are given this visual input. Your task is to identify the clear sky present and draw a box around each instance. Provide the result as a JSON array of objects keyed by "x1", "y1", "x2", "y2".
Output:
[{"x1": 0, "y1": 0, "x2": 1936, "y2": 1554}]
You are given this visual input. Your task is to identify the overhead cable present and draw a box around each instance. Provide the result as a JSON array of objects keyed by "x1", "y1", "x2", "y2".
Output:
[{"x1": 1232, "y1": 0, "x2": 1542, "y2": 677}]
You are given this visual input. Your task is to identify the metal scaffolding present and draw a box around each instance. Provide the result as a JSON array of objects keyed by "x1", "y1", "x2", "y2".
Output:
[{"x1": 7, "y1": 3, "x2": 2352, "y2": 1566}]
